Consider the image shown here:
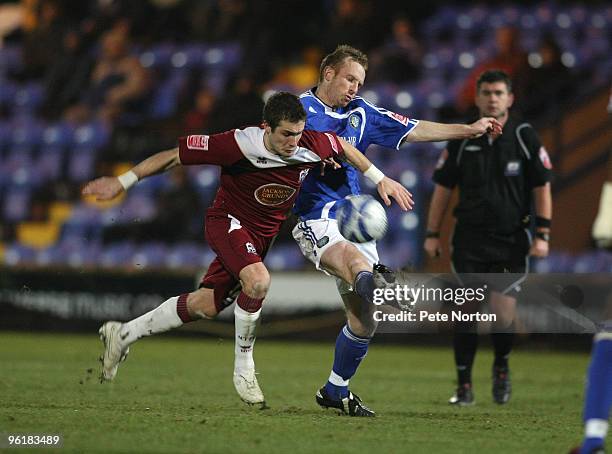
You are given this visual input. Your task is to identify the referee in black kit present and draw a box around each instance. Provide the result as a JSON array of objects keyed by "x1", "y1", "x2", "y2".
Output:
[{"x1": 424, "y1": 70, "x2": 553, "y2": 406}]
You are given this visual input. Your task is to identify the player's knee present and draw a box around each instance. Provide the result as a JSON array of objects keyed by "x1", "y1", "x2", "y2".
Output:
[
  {"x1": 343, "y1": 246, "x2": 370, "y2": 279},
  {"x1": 241, "y1": 267, "x2": 271, "y2": 299},
  {"x1": 187, "y1": 289, "x2": 218, "y2": 319},
  {"x1": 347, "y1": 316, "x2": 377, "y2": 338}
]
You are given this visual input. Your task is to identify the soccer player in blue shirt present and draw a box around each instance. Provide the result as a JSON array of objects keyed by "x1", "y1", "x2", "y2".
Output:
[{"x1": 292, "y1": 45, "x2": 503, "y2": 416}]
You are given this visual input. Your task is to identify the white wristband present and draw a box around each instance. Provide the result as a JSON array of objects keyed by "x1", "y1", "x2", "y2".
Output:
[
  {"x1": 364, "y1": 165, "x2": 385, "y2": 185},
  {"x1": 117, "y1": 170, "x2": 139, "y2": 190}
]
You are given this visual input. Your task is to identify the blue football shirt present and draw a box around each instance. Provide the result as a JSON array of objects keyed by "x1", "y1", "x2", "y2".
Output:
[{"x1": 294, "y1": 89, "x2": 419, "y2": 220}]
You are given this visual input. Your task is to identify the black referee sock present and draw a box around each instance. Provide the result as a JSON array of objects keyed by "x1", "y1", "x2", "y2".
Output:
[
  {"x1": 454, "y1": 332, "x2": 478, "y2": 385},
  {"x1": 492, "y1": 332, "x2": 514, "y2": 369}
]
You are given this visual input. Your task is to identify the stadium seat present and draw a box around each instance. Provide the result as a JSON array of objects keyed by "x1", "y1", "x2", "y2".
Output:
[
  {"x1": 67, "y1": 148, "x2": 96, "y2": 183},
  {"x1": 2, "y1": 242, "x2": 36, "y2": 266},
  {"x1": 42, "y1": 122, "x2": 74, "y2": 148},
  {"x1": 73, "y1": 122, "x2": 110, "y2": 149},
  {"x1": 166, "y1": 242, "x2": 209, "y2": 269},
  {"x1": 0, "y1": 46, "x2": 22, "y2": 75},
  {"x1": 100, "y1": 241, "x2": 136, "y2": 267},
  {"x1": 171, "y1": 45, "x2": 204, "y2": 70},
  {"x1": 10, "y1": 120, "x2": 43, "y2": 148},
  {"x1": 35, "y1": 148, "x2": 64, "y2": 183},
  {"x1": 132, "y1": 242, "x2": 168, "y2": 269},
  {"x1": 265, "y1": 244, "x2": 306, "y2": 271},
  {"x1": 12, "y1": 83, "x2": 44, "y2": 116},
  {"x1": 16, "y1": 221, "x2": 60, "y2": 249},
  {"x1": 139, "y1": 43, "x2": 175, "y2": 69}
]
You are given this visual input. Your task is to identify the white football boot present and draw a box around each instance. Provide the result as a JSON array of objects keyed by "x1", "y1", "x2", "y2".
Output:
[
  {"x1": 233, "y1": 370, "x2": 265, "y2": 406},
  {"x1": 98, "y1": 321, "x2": 130, "y2": 381}
]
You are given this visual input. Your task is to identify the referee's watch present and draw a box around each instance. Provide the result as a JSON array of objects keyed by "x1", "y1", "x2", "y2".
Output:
[{"x1": 535, "y1": 232, "x2": 550, "y2": 242}]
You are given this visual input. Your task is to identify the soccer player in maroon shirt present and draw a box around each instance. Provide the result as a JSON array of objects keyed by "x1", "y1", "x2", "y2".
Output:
[{"x1": 83, "y1": 92, "x2": 412, "y2": 407}]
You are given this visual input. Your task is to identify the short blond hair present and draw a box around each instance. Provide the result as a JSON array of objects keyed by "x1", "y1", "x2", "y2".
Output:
[{"x1": 319, "y1": 45, "x2": 368, "y2": 82}]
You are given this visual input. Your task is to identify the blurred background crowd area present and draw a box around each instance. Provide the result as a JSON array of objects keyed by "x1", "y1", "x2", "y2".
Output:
[{"x1": 0, "y1": 0, "x2": 610, "y2": 273}]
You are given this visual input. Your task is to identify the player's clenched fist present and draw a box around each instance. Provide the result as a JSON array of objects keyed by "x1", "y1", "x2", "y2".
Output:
[
  {"x1": 82, "y1": 176, "x2": 124, "y2": 201},
  {"x1": 468, "y1": 117, "x2": 503, "y2": 139}
]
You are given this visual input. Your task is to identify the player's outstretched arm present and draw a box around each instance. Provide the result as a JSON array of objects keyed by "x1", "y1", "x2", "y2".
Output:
[
  {"x1": 82, "y1": 147, "x2": 180, "y2": 201},
  {"x1": 337, "y1": 138, "x2": 414, "y2": 211},
  {"x1": 403, "y1": 118, "x2": 503, "y2": 143}
]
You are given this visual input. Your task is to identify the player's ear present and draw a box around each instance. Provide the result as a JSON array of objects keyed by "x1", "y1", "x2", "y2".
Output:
[
  {"x1": 262, "y1": 121, "x2": 272, "y2": 134},
  {"x1": 323, "y1": 66, "x2": 335, "y2": 82},
  {"x1": 507, "y1": 92, "x2": 515, "y2": 108}
]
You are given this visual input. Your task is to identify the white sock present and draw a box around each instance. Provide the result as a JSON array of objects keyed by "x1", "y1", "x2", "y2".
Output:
[
  {"x1": 234, "y1": 305, "x2": 261, "y2": 373},
  {"x1": 120, "y1": 296, "x2": 183, "y2": 346}
]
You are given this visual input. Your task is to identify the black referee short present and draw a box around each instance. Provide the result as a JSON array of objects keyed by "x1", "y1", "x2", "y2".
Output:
[{"x1": 451, "y1": 228, "x2": 531, "y2": 295}]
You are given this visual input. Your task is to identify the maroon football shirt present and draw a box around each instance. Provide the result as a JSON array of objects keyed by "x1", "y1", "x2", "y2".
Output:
[{"x1": 178, "y1": 126, "x2": 343, "y2": 236}]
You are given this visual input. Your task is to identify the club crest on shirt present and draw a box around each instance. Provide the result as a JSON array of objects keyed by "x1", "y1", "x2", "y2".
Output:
[
  {"x1": 254, "y1": 184, "x2": 296, "y2": 206},
  {"x1": 298, "y1": 169, "x2": 310, "y2": 183},
  {"x1": 349, "y1": 114, "x2": 360, "y2": 129},
  {"x1": 187, "y1": 135, "x2": 209, "y2": 150},
  {"x1": 245, "y1": 242, "x2": 257, "y2": 254}
]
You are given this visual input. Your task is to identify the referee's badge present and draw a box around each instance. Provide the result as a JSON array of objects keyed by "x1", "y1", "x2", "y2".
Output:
[
  {"x1": 349, "y1": 114, "x2": 360, "y2": 129},
  {"x1": 505, "y1": 160, "x2": 521, "y2": 176},
  {"x1": 539, "y1": 146, "x2": 552, "y2": 169}
]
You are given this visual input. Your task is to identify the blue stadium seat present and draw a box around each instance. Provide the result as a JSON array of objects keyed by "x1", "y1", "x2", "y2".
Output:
[
  {"x1": 265, "y1": 244, "x2": 306, "y2": 271},
  {"x1": 165, "y1": 242, "x2": 211, "y2": 269},
  {"x1": 67, "y1": 148, "x2": 96, "y2": 183},
  {"x1": 171, "y1": 45, "x2": 204, "y2": 70},
  {"x1": 2, "y1": 189, "x2": 31, "y2": 223},
  {"x1": 12, "y1": 83, "x2": 44, "y2": 116},
  {"x1": 35, "y1": 147, "x2": 63, "y2": 183},
  {"x1": 139, "y1": 44, "x2": 175, "y2": 69},
  {"x1": 132, "y1": 242, "x2": 168, "y2": 268},
  {"x1": 0, "y1": 46, "x2": 22, "y2": 76},
  {"x1": 100, "y1": 241, "x2": 136, "y2": 268},
  {"x1": 3, "y1": 242, "x2": 36, "y2": 266},
  {"x1": 10, "y1": 120, "x2": 44, "y2": 148},
  {"x1": 73, "y1": 121, "x2": 110, "y2": 149},
  {"x1": 42, "y1": 122, "x2": 74, "y2": 148}
]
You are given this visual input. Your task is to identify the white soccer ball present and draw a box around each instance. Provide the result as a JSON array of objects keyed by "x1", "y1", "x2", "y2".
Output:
[{"x1": 336, "y1": 195, "x2": 388, "y2": 243}]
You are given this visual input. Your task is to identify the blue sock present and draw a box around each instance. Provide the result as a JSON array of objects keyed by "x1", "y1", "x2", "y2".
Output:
[
  {"x1": 354, "y1": 271, "x2": 375, "y2": 305},
  {"x1": 324, "y1": 325, "x2": 370, "y2": 400},
  {"x1": 580, "y1": 333, "x2": 612, "y2": 454}
]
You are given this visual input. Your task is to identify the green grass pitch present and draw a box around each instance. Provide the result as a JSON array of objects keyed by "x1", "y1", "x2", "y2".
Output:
[{"x1": 0, "y1": 331, "x2": 589, "y2": 453}]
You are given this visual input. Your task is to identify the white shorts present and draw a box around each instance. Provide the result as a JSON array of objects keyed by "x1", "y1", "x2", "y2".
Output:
[{"x1": 292, "y1": 218, "x2": 379, "y2": 294}]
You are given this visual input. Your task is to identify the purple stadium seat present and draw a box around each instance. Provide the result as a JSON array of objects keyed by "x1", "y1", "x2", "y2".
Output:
[
  {"x1": 139, "y1": 44, "x2": 175, "y2": 69},
  {"x1": 2, "y1": 189, "x2": 31, "y2": 222},
  {"x1": 203, "y1": 43, "x2": 241, "y2": 70},
  {"x1": 73, "y1": 121, "x2": 110, "y2": 149},
  {"x1": 12, "y1": 83, "x2": 44, "y2": 116},
  {"x1": 43, "y1": 122, "x2": 74, "y2": 148},
  {"x1": 0, "y1": 46, "x2": 22, "y2": 75},
  {"x1": 35, "y1": 148, "x2": 63, "y2": 183},
  {"x1": 3, "y1": 242, "x2": 36, "y2": 266},
  {"x1": 265, "y1": 244, "x2": 306, "y2": 271},
  {"x1": 171, "y1": 46, "x2": 204, "y2": 69},
  {"x1": 100, "y1": 241, "x2": 136, "y2": 267},
  {"x1": 10, "y1": 120, "x2": 43, "y2": 148},
  {"x1": 132, "y1": 242, "x2": 168, "y2": 268},
  {"x1": 67, "y1": 148, "x2": 96, "y2": 182}
]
